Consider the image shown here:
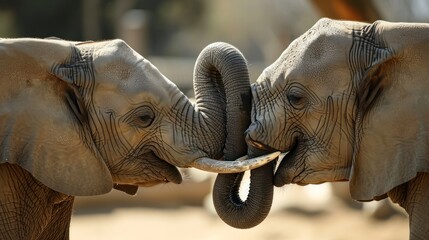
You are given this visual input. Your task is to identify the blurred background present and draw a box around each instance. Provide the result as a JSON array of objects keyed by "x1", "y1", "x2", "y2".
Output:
[{"x1": 2, "y1": 0, "x2": 428, "y2": 239}]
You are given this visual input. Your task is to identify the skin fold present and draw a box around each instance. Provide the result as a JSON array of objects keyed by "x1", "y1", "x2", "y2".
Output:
[
  {"x1": 239, "y1": 18, "x2": 429, "y2": 239},
  {"x1": 0, "y1": 38, "x2": 256, "y2": 239}
]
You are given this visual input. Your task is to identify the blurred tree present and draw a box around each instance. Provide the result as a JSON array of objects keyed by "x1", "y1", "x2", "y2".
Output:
[
  {"x1": 310, "y1": 0, "x2": 381, "y2": 22},
  {"x1": 133, "y1": 0, "x2": 205, "y2": 55},
  {"x1": 0, "y1": 0, "x2": 84, "y2": 39},
  {"x1": 0, "y1": 0, "x2": 205, "y2": 56},
  {"x1": 83, "y1": 0, "x2": 101, "y2": 40}
]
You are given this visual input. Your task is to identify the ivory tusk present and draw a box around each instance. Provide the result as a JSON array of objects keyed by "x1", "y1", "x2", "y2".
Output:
[{"x1": 190, "y1": 151, "x2": 281, "y2": 173}]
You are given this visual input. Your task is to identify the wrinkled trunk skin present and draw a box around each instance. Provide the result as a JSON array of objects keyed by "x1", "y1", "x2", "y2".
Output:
[{"x1": 193, "y1": 42, "x2": 274, "y2": 229}]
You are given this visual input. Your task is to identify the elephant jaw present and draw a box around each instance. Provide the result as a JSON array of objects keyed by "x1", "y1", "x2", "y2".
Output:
[
  {"x1": 272, "y1": 141, "x2": 350, "y2": 187},
  {"x1": 112, "y1": 152, "x2": 183, "y2": 195},
  {"x1": 113, "y1": 164, "x2": 182, "y2": 195}
]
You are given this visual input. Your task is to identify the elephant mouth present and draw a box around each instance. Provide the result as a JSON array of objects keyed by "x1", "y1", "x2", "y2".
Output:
[
  {"x1": 135, "y1": 152, "x2": 183, "y2": 185},
  {"x1": 246, "y1": 135, "x2": 303, "y2": 187},
  {"x1": 113, "y1": 152, "x2": 183, "y2": 195}
]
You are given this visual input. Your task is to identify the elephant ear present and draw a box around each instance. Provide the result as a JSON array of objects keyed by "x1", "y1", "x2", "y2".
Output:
[
  {"x1": 0, "y1": 38, "x2": 112, "y2": 196},
  {"x1": 349, "y1": 21, "x2": 429, "y2": 201}
]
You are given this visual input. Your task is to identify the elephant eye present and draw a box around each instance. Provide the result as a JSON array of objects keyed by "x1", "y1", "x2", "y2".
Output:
[
  {"x1": 287, "y1": 88, "x2": 307, "y2": 110},
  {"x1": 139, "y1": 115, "x2": 153, "y2": 126},
  {"x1": 134, "y1": 106, "x2": 155, "y2": 128}
]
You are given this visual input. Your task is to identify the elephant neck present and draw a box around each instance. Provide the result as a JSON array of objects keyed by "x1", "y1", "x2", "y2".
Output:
[{"x1": 0, "y1": 164, "x2": 74, "y2": 239}]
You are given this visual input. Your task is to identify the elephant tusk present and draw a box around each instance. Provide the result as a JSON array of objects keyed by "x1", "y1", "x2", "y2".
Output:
[{"x1": 190, "y1": 151, "x2": 280, "y2": 173}]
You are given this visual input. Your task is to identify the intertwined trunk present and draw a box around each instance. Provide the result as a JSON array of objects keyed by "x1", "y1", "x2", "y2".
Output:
[
  {"x1": 192, "y1": 42, "x2": 274, "y2": 229},
  {"x1": 192, "y1": 42, "x2": 251, "y2": 159}
]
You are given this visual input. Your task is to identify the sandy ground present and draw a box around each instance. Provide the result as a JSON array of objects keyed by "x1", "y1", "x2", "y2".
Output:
[
  {"x1": 70, "y1": 206, "x2": 408, "y2": 240},
  {"x1": 70, "y1": 178, "x2": 409, "y2": 240}
]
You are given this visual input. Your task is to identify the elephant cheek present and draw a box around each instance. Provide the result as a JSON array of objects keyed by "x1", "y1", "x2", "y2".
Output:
[{"x1": 156, "y1": 138, "x2": 205, "y2": 167}]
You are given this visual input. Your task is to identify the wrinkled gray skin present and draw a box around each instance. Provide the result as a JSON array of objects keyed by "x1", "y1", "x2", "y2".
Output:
[
  {"x1": 0, "y1": 39, "x2": 252, "y2": 239},
  {"x1": 242, "y1": 19, "x2": 429, "y2": 239}
]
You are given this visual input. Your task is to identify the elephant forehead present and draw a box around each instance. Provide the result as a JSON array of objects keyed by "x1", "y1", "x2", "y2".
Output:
[
  {"x1": 285, "y1": 23, "x2": 351, "y2": 70},
  {"x1": 264, "y1": 21, "x2": 354, "y2": 92},
  {"x1": 122, "y1": 61, "x2": 177, "y2": 104},
  {"x1": 71, "y1": 40, "x2": 184, "y2": 122},
  {"x1": 92, "y1": 39, "x2": 174, "y2": 99},
  {"x1": 93, "y1": 39, "x2": 142, "y2": 65},
  {"x1": 92, "y1": 70, "x2": 175, "y2": 118}
]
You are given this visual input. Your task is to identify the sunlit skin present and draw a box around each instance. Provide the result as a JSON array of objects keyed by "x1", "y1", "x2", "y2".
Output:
[
  {"x1": 247, "y1": 19, "x2": 357, "y2": 187},
  {"x1": 0, "y1": 38, "x2": 274, "y2": 239},
  {"x1": 245, "y1": 18, "x2": 429, "y2": 238}
]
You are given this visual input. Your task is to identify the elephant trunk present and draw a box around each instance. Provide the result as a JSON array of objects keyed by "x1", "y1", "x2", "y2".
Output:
[
  {"x1": 192, "y1": 42, "x2": 251, "y2": 159},
  {"x1": 191, "y1": 42, "x2": 275, "y2": 229},
  {"x1": 212, "y1": 150, "x2": 275, "y2": 229}
]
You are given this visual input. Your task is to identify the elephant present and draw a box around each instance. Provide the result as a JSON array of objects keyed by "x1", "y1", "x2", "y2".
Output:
[
  {"x1": 0, "y1": 38, "x2": 277, "y2": 239},
  {"x1": 213, "y1": 18, "x2": 429, "y2": 238}
]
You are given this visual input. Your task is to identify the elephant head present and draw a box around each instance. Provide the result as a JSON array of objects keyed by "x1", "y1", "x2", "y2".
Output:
[
  {"x1": 218, "y1": 18, "x2": 429, "y2": 229},
  {"x1": 0, "y1": 38, "x2": 274, "y2": 197}
]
